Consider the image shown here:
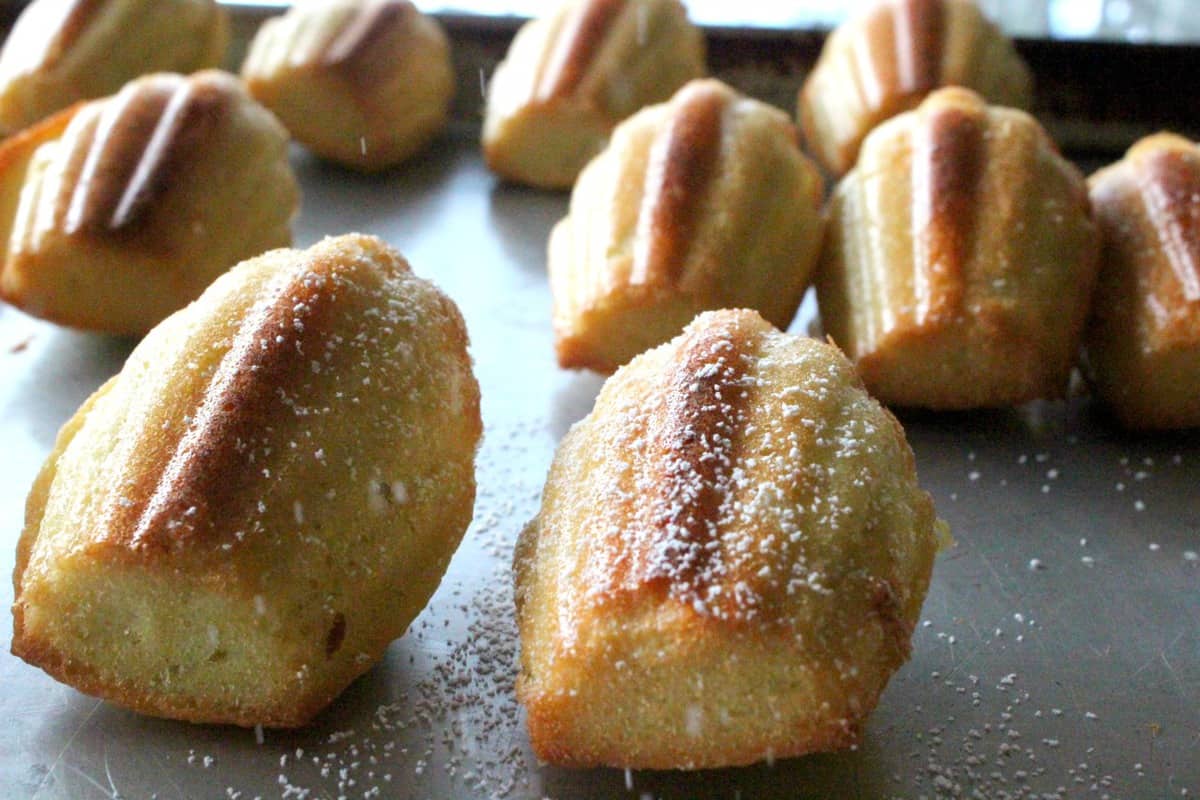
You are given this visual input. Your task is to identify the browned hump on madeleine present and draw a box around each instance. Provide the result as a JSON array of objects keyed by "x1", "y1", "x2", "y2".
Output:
[
  {"x1": 1137, "y1": 145, "x2": 1200, "y2": 303},
  {"x1": 854, "y1": 0, "x2": 945, "y2": 111},
  {"x1": 631, "y1": 81, "x2": 728, "y2": 286},
  {"x1": 536, "y1": 0, "x2": 627, "y2": 102},
  {"x1": 108, "y1": 253, "x2": 349, "y2": 555},
  {"x1": 63, "y1": 73, "x2": 231, "y2": 236},
  {"x1": 910, "y1": 91, "x2": 985, "y2": 325},
  {"x1": 42, "y1": 0, "x2": 108, "y2": 67},
  {"x1": 321, "y1": 0, "x2": 416, "y2": 83},
  {"x1": 889, "y1": 0, "x2": 945, "y2": 96},
  {"x1": 627, "y1": 312, "x2": 761, "y2": 617}
]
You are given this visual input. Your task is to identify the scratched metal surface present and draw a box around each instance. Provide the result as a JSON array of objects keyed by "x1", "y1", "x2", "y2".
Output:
[{"x1": 1, "y1": 128, "x2": 1198, "y2": 800}]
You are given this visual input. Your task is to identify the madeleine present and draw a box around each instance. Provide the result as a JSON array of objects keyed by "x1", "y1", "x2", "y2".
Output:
[
  {"x1": 11, "y1": 234, "x2": 482, "y2": 727},
  {"x1": 483, "y1": 0, "x2": 704, "y2": 189},
  {"x1": 516, "y1": 309, "x2": 941, "y2": 769},
  {"x1": 1086, "y1": 133, "x2": 1200, "y2": 429},
  {"x1": 799, "y1": 0, "x2": 1032, "y2": 175},
  {"x1": 0, "y1": 0, "x2": 228, "y2": 135},
  {"x1": 817, "y1": 88, "x2": 1099, "y2": 410},
  {"x1": 242, "y1": 1, "x2": 454, "y2": 172},
  {"x1": 0, "y1": 70, "x2": 298, "y2": 335},
  {"x1": 551, "y1": 79, "x2": 824, "y2": 373}
]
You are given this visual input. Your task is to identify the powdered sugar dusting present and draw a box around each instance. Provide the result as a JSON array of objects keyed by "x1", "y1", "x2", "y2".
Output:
[{"x1": 576, "y1": 312, "x2": 930, "y2": 635}]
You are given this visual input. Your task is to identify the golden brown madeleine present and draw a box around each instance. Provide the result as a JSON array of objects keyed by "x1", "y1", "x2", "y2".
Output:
[
  {"x1": 242, "y1": 1, "x2": 454, "y2": 172},
  {"x1": 12, "y1": 234, "x2": 482, "y2": 728},
  {"x1": 1086, "y1": 134, "x2": 1200, "y2": 429},
  {"x1": 550, "y1": 79, "x2": 824, "y2": 373},
  {"x1": 515, "y1": 309, "x2": 941, "y2": 769},
  {"x1": 817, "y1": 88, "x2": 1099, "y2": 410},
  {"x1": 0, "y1": 70, "x2": 298, "y2": 336},
  {"x1": 0, "y1": 0, "x2": 228, "y2": 135},
  {"x1": 798, "y1": 0, "x2": 1032, "y2": 176},
  {"x1": 482, "y1": 0, "x2": 705, "y2": 190}
]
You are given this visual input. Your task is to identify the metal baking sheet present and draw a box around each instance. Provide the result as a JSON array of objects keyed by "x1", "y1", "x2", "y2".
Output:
[{"x1": 1, "y1": 124, "x2": 1197, "y2": 799}]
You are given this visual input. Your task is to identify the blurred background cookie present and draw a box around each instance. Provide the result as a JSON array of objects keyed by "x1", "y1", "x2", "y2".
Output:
[
  {"x1": 0, "y1": 0, "x2": 228, "y2": 135},
  {"x1": 0, "y1": 70, "x2": 298, "y2": 336},
  {"x1": 798, "y1": 0, "x2": 1032, "y2": 176},
  {"x1": 242, "y1": 0, "x2": 454, "y2": 172},
  {"x1": 1086, "y1": 133, "x2": 1200, "y2": 429},
  {"x1": 483, "y1": 0, "x2": 705, "y2": 189}
]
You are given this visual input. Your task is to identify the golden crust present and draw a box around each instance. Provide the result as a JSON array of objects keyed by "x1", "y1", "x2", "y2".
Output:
[
  {"x1": 1085, "y1": 133, "x2": 1200, "y2": 429},
  {"x1": 816, "y1": 87, "x2": 1099, "y2": 410},
  {"x1": 551, "y1": 79, "x2": 825, "y2": 373},
  {"x1": 515, "y1": 308, "x2": 941, "y2": 769},
  {"x1": 0, "y1": 70, "x2": 299, "y2": 336},
  {"x1": 11, "y1": 234, "x2": 482, "y2": 727},
  {"x1": 482, "y1": 0, "x2": 705, "y2": 190},
  {"x1": 798, "y1": 0, "x2": 1032, "y2": 175},
  {"x1": 0, "y1": 0, "x2": 229, "y2": 135},
  {"x1": 241, "y1": 1, "x2": 454, "y2": 172}
]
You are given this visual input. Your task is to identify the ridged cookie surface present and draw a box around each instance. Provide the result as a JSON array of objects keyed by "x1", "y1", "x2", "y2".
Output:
[
  {"x1": 242, "y1": 0, "x2": 454, "y2": 171},
  {"x1": 516, "y1": 309, "x2": 940, "y2": 769},
  {"x1": 0, "y1": 0, "x2": 228, "y2": 135},
  {"x1": 798, "y1": 0, "x2": 1031, "y2": 175},
  {"x1": 0, "y1": 70, "x2": 298, "y2": 335},
  {"x1": 482, "y1": 0, "x2": 704, "y2": 189},
  {"x1": 551, "y1": 79, "x2": 824, "y2": 373},
  {"x1": 1086, "y1": 133, "x2": 1200, "y2": 429},
  {"x1": 817, "y1": 88, "x2": 1099, "y2": 409},
  {"x1": 12, "y1": 234, "x2": 481, "y2": 727}
]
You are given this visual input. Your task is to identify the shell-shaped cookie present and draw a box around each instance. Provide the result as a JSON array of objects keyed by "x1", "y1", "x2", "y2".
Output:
[
  {"x1": 515, "y1": 308, "x2": 941, "y2": 769},
  {"x1": 1085, "y1": 133, "x2": 1200, "y2": 429},
  {"x1": 11, "y1": 234, "x2": 482, "y2": 727},
  {"x1": 798, "y1": 0, "x2": 1032, "y2": 176},
  {"x1": 0, "y1": 70, "x2": 298, "y2": 335},
  {"x1": 551, "y1": 79, "x2": 825, "y2": 373},
  {"x1": 242, "y1": 0, "x2": 454, "y2": 172},
  {"x1": 816, "y1": 88, "x2": 1099, "y2": 410},
  {"x1": 482, "y1": 0, "x2": 705, "y2": 189},
  {"x1": 0, "y1": 0, "x2": 229, "y2": 135}
]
